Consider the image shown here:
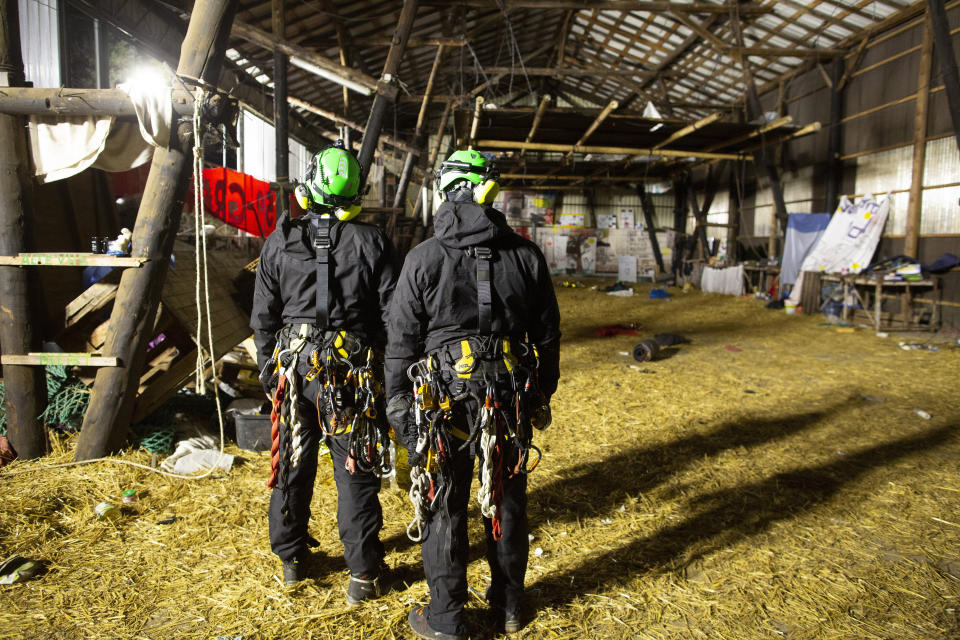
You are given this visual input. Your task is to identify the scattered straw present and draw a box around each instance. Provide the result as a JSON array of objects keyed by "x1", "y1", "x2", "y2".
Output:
[{"x1": 1, "y1": 280, "x2": 958, "y2": 639}]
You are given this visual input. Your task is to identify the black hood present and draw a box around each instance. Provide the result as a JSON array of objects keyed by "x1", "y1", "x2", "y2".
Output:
[{"x1": 433, "y1": 201, "x2": 511, "y2": 249}]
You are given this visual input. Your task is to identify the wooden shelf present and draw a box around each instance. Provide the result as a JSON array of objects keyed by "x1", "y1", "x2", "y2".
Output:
[
  {"x1": 1, "y1": 353, "x2": 120, "y2": 367},
  {"x1": 0, "y1": 253, "x2": 147, "y2": 268}
]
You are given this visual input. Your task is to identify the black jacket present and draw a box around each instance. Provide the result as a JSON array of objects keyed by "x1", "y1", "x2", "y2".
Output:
[
  {"x1": 251, "y1": 213, "x2": 399, "y2": 368},
  {"x1": 385, "y1": 202, "x2": 561, "y2": 398}
]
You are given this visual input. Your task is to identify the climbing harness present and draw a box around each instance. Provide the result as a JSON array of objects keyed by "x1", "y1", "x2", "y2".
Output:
[{"x1": 404, "y1": 244, "x2": 549, "y2": 543}]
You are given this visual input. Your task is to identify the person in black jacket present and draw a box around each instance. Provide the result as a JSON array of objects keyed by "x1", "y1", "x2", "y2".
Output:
[
  {"x1": 386, "y1": 149, "x2": 561, "y2": 639},
  {"x1": 251, "y1": 140, "x2": 400, "y2": 604}
]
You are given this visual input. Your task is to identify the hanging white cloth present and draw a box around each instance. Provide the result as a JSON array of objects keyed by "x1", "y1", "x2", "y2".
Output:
[{"x1": 27, "y1": 83, "x2": 173, "y2": 183}]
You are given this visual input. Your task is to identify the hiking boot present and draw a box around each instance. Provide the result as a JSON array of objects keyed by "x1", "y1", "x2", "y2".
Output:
[
  {"x1": 503, "y1": 609, "x2": 521, "y2": 634},
  {"x1": 281, "y1": 556, "x2": 306, "y2": 586},
  {"x1": 346, "y1": 565, "x2": 406, "y2": 605},
  {"x1": 407, "y1": 606, "x2": 466, "y2": 640}
]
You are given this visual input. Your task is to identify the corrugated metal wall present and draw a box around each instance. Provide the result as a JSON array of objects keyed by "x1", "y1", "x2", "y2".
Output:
[
  {"x1": 240, "y1": 108, "x2": 310, "y2": 184},
  {"x1": 18, "y1": 0, "x2": 60, "y2": 89}
]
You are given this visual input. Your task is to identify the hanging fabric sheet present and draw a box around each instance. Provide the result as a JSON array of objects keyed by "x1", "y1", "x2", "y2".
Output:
[
  {"x1": 786, "y1": 194, "x2": 891, "y2": 307},
  {"x1": 701, "y1": 264, "x2": 745, "y2": 296},
  {"x1": 27, "y1": 83, "x2": 173, "y2": 184},
  {"x1": 781, "y1": 213, "x2": 831, "y2": 289},
  {"x1": 201, "y1": 167, "x2": 279, "y2": 238}
]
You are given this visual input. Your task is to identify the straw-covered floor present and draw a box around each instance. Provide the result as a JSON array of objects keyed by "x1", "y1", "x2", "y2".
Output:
[{"x1": 2, "y1": 281, "x2": 959, "y2": 639}]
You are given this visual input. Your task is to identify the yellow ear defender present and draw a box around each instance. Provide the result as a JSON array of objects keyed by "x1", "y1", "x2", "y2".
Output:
[
  {"x1": 474, "y1": 179, "x2": 500, "y2": 205},
  {"x1": 295, "y1": 184, "x2": 311, "y2": 211},
  {"x1": 335, "y1": 203, "x2": 362, "y2": 221}
]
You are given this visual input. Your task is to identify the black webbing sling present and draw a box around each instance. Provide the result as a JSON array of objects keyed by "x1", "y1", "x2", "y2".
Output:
[
  {"x1": 311, "y1": 215, "x2": 332, "y2": 329},
  {"x1": 473, "y1": 246, "x2": 493, "y2": 333}
]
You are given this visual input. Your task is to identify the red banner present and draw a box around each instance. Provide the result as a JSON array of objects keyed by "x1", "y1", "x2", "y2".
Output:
[{"x1": 202, "y1": 167, "x2": 278, "y2": 237}]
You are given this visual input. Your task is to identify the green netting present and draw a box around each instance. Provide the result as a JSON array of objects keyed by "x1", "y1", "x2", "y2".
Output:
[
  {"x1": 0, "y1": 364, "x2": 91, "y2": 437},
  {"x1": 131, "y1": 389, "x2": 218, "y2": 455}
]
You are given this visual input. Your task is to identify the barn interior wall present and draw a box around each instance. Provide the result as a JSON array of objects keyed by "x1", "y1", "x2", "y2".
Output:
[{"x1": 691, "y1": 6, "x2": 960, "y2": 326}]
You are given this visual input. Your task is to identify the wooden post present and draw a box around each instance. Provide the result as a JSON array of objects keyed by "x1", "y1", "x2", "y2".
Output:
[
  {"x1": 75, "y1": 0, "x2": 238, "y2": 460},
  {"x1": 519, "y1": 93, "x2": 551, "y2": 161},
  {"x1": 730, "y1": 5, "x2": 788, "y2": 255},
  {"x1": 638, "y1": 183, "x2": 664, "y2": 274},
  {"x1": 412, "y1": 100, "x2": 452, "y2": 222},
  {"x1": 824, "y1": 57, "x2": 844, "y2": 214},
  {"x1": 273, "y1": 0, "x2": 289, "y2": 213},
  {"x1": 393, "y1": 44, "x2": 444, "y2": 211},
  {"x1": 0, "y1": 0, "x2": 47, "y2": 459},
  {"x1": 357, "y1": 0, "x2": 418, "y2": 185},
  {"x1": 905, "y1": 11, "x2": 933, "y2": 259},
  {"x1": 727, "y1": 165, "x2": 741, "y2": 263},
  {"x1": 671, "y1": 177, "x2": 688, "y2": 277},
  {"x1": 927, "y1": 0, "x2": 960, "y2": 159}
]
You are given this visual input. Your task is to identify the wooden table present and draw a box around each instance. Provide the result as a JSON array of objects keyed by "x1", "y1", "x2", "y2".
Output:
[
  {"x1": 821, "y1": 273, "x2": 941, "y2": 331},
  {"x1": 743, "y1": 263, "x2": 781, "y2": 294}
]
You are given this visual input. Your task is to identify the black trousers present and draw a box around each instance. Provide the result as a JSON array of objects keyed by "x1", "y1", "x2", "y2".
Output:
[
  {"x1": 420, "y1": 398, "x2": 529, "y2": 636},
  {"x1": 268, "y1": 386, "x2": 384, "y2": 576}
]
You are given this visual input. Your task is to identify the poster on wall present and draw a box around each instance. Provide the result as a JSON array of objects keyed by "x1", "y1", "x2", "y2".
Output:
[
  {"x1": 558, "y1": 213, "x2": 585, "y2": 227},
  {"x1": 618, "y1": 255, "x2": 638, "y2": 282},
  {"x1": 596, "y1": 213, "x2": 617, "y2": 229},
  {"x1": 619, "y1": 208, "x2": 635, "y2": 229},
  {"x1": 542, "y1": 234, "x2": 568, "y2": 274},
  {"x1": 596, "y1": 228, "x2": 676, "y2": 274},
  {"x1": 580, "y1": 237, "x2": 597, "y2": 275}
]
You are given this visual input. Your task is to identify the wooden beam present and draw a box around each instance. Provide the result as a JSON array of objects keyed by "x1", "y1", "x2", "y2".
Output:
[
  {"x1": 420, "y1": 1, "x2": 771, "y2": 12},
  {"x1": 394, "y1": 43, "x2": 445, "y2": 210},
  {"x1": 365, "y1": 36, "x2": 465, "y2": 46},
  {"x1": 905, "y1": 11, "x2": 934, "y2": 259},
  {"x1": 357, "y1": 0, "x2": 418, "y2": 185},
  {"x1": 653, "y1": 111, "x2": 722, "y2": 150},
  {"x1": 0, "y1": 87, "x2": 194, "y2": 117},
  {"x1": 75, "y1": 0, "x2": 238, "y2": 461},
  {"x1": 563, "y1": 98, "x2": 618, "y2": 162},
  {"x1": 928, "y1": 0, "x2": 960, "y2": 159},
  {"x1": 623, "y1": 14, "x2": 718, "y2": 110},
  {"x1": 703, "y1": 115, "x2": 792, "y2": 152},
  {"x1": 469, "y1": 66, "x2": 676, "y2": 78},
  {"x1": 825, "y1": 57, "x2": 844, "y2": 213},
  {"x1": 468, "y1": 95, "x2": 484, "y2": 149},
  {"x1": 232, "y1": 19, "x2": 380, "y2": 95},
  {"x1": 412, "y1": 100, "x2": 452, "y2": 221},
  {"x1": 638, "y1": 183, "x2": 664, "y2": 273},
  {"x1": 272, "y1": 0, "x2": 289, "y2": 189},
  {"x1": 287, "y1": 96, "x2": 417, "y2": 154},
  {"x1": 520, "y1": 93, "x2": 551, "y2": 159},
  {"x1": 477, "y1": 139, "x2": 746, "y2": 160},
  {"x1": 0, "y1": 0, "x2": 46, "y2": 459}
]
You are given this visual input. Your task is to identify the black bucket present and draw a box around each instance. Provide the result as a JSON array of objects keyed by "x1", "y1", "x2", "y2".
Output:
[
  {"x1": 235, "y1": 414, "x2": 272, "y2": 452},
  {"x1": 632, "y1": 339, "x2": 661, "y2": 363}
]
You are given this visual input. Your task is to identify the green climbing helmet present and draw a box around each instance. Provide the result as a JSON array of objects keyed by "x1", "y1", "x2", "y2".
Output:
[
  {"x1": 296, "y1": 140, "x2": 363, "y2": 220},
  {"x1": 435, "y1": 149, "x2": 500, "y2": 205}
]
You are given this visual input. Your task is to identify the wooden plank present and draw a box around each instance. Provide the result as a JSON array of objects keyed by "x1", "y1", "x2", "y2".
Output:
[
  {"x1": 0, "y1": 253, "x2": 147, "y2": 267},
  {"x1": 905, "y1": 11, "x2": 933, "y2": 258},
  {"x1": 475, "y1": 139, "x2": 747, "y2": 161},
  {"x1": 2, "y1": 353, "x2": 120, "y2": 367},
  {"x1": 64, "y1": 281, "x2": 119, "y2": 328}
]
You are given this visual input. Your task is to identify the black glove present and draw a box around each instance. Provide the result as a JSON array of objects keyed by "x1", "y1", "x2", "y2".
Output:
[
  {"x1": 259, "y1": 358, "x2": 279, "y2": 398},
  {"x1": 386, "y1": 394, "x2": 420, "y2": 464}
]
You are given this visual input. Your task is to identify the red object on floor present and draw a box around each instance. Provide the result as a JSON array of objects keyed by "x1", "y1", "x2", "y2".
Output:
[
  {"x1": 724, "y1": 344, "x2": 742, "y2": 352},
  {"x1": 593, "y1": 325, "x2": 641, "y2": 337}
]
